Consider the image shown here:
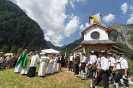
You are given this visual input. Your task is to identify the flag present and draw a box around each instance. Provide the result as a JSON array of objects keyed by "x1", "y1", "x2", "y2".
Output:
[
  {"x1": 91, "y1": 12, "x2": 101, "y2": 23},
  {"x1": 64, "y1": 51, "x2": 66, "y2": 58},
  {"x1": 107, "y1": 48, "x2": 111, "y2": 53}
]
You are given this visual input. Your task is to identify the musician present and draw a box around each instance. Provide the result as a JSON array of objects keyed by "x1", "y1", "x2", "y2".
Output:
[
  {"x1": 95, "y1": 50, "x2": 109, "y2": 88},
  {"x1": 113, "y1": 53, "x2": 129, "y2": 88},
  {"x1": 87, "y1": 51, "x2": 97, "y2": 88},
  {"x1": 80, "y1": 52, "x2": 87, "y2": 80},
  {"x1": 73, "y1": 53, "x2": 80, "y2": 75},
  {"x1": 107, "y1": 53, "x2": 116, "y2": 83},
  {"x1": 68, "y1": 53, "x2": 74, "y2": 71}
]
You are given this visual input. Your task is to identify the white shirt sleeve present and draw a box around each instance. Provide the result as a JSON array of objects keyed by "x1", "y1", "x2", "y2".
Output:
[
  {"x1": 112, "y1": 57, "x2": 116, "y2": 64},
  {"x1": 94, "y1": 56, "x2": 97, "y2": 62},
  {"x1": 82, "y1": 57, "x2": 87, "y2": 63},
  {"x1": 36, "y1": 54, "x2": 40, "y2": 63},
  {"x1": 101, "y1": 58, "x2": 109, "y2": 71},
  {"x1": 123, "y1": 59, "x2": 128, "y2": 69}
]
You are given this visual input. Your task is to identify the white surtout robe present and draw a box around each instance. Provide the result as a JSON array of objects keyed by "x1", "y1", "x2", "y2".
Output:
[
  {"x1": 38, "y1": 56, "x2": 48, "y2": 76},
  {"x1": 52, "y1": 57, "x2": 58, "y2": 73},
  {"x1": 27, "y1": 54, "x2": 40, "y2": 77},
  {"x1": 14, "y1": 57, "x2": 22, "y2": 73},
  {"x1": 47, "y1": 59, "x2": 54, "y2": 74}
]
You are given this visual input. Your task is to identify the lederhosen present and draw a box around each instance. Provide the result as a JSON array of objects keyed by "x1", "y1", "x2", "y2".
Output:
[
  {"x1": 69, "y1": 56, "x2": 73, "y2": 71},
  {"x1": 88, "y1": 56, "x2": 96, "y2": 79},
  {"x1": 95, "y1": 57, "x2": 109, "y2": 88},
  {"x1": 114, "y1": 59, "x2": 129, "y2": 87},
  {"x1": 80, "y1": 57, "x2": 86, "y2": 73},
  {"x1": 109, "y1": 58, "x2": 113, "y2": 73},
  {"x1": 108, "y1": 58, "x2": 115, "y2": 80}
]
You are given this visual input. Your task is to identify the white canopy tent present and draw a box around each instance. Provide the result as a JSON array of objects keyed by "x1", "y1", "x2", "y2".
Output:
[{"x1": 40, "y1": 48, "x2": 60, "y2": 54}]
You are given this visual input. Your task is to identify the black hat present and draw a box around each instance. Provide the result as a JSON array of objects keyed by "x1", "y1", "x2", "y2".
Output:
[
  {"x1": 117, "y1": 53, "x2": 123, "y2": 55},
  {"x1": 107, "y1": 53, "x2": 112, "y2": 55},
  {"x1": 90, "y1": 51, "x2": 94, "y2": 53},
  {"x1": 82, "y1": 52, "x2": 86, "y2": 55},
  {"x1": 99, "y1": 50, "x2": 105, "y2": 54}
]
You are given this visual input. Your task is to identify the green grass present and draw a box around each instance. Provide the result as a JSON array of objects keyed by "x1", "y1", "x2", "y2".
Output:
[
  {"x1": 0, "y1": 67, "x2": 133, "y2": 88},
  {"x1": 0, "y1": 68, "x2": 89, "y2": 88},
  {"x1": 125, "y1": 57, "x2": 133, "y2": 76}
]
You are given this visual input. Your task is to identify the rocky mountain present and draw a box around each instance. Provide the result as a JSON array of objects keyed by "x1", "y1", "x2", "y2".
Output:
[
  {"x1": 109, "y1": 23, "x2": 133, "y2": 49},
  {"x1": 46, "y1": 41, "x2": 66, "y2": 50},
  {"x1": 0, "y1": 0, "x2": 47, "y2": 53},
  {"x1": 61, "y1": 37, "x2": 83, "y2": 55}
]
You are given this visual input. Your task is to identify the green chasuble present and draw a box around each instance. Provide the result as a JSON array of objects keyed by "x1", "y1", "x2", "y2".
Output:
[
  {"x1": 15, "y1": 51, "x2": 27, "y2": 67},
  {"x1": 22, "y1": 54, "x2": 31, "y2": 68}
]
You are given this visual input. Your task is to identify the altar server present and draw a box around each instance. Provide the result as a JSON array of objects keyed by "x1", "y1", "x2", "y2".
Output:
[
  {"x1": 38, "y1": 53, "x2": 48, "y2": 77},
  {"x1": 27, "y1": 51, "x2": 40, "y2": 77},
  {"x1": 47, "y1": 54, "x2": 54, "y2": 74}
]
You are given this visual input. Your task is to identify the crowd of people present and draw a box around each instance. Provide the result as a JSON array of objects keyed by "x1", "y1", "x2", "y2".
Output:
[
  {"x1": 14, "y1": 49, "x2": 67, "y2": 77},
  {"x1": 0, "y1": 52, "x2": 19, "y2": 69},
  {"x1": 67, "y1": 50, "x2": 129, "y2": 88},
  {"x1": 0, "y1": 49, "x2": 130, "y2": 88}
]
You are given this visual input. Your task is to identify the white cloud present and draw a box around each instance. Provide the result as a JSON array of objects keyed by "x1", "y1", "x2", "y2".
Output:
[
  {"x1": 64, "y1": 14, "x2": 79, "y2": 37},
  {"x1": 75, "y1": 0, "x2": 85, "y2": 3},
  {"x1": 85, "y1": 23, "x2": 90, "y2": 27},
  {"x1": 10, "y1": 0, "x2": 16, "y2": 3},
  {"x1": 69, "y1": 0, "x2": 86, "y2": 9},
  {"x1": 70, "y1": 0, "x2": 75, "y2": 9},
  {"x1": 121, "y1": 3, "x2": 128, "y2": 14},
  {"x1": 80, "y1": 24, "x2": 84, "y2": 30},
  {"x1": 79, "y1": 23, "x2": 89, "y2": 30},
  {"x1": 103, "y1": 14, "x2": 115, "y2": 23},
  {"x1": 127, "y1": 13, "x2": 133, "y2": 24},
  {"x1": 15, "y1": 0, "x2": 80, "y2": 46},
  {"x1": 130, "y1": 4, "x2": 133, "y2": 11}
]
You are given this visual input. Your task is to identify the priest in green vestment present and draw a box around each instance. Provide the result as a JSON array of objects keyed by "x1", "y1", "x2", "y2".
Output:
[
  {"x1": 14, "y1": 49, "x2": 27, "y2": 73},
  {"x1": 20, "y1": 51, "x2": 33, "y2": 75}
]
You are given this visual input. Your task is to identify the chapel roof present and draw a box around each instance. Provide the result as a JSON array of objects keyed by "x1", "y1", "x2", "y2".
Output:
[
  {"x1": 81, "y1": 40, "x2": 115, "y2": 45},
  {"x1": 81, "y1": 23, "x2": 111, "y2": 35}
]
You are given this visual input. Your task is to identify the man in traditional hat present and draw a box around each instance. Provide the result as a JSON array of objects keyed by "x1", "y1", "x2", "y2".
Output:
[
  {"x1": 113, "y1": 53, "x2": 129, "y2": 88},
  {"x1": 107, "y1": 53, "x2": 116, "y2": 84},
  {"x1": 94, "y1": 50, "x2": 109, "y2": 88},
  {"x1": 68, "y1": 53, "x2": 74, "y2": 71},
  {"x1": 73, "y1": 53, "x2": 80, "y2": 75},
  {"x1": 87, "y1": 51, "x2": 97, "y2": 88},
  {"x1": 80, "y1": 52, "x2": 87, "y2": 80}
]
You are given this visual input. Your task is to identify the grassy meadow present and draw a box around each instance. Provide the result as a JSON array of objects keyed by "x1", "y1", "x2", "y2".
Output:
[
  {"x1": 0, "y1": 67, "x2": 90, "y2": 88},
  {"x1": 0, "y1": 64, "x2": 133, "y2": 88},
  {"x1": 0, "y1": 67, "x2": 114, "y2": 88}
]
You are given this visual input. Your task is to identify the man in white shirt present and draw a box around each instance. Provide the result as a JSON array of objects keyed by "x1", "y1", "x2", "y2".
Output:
[
  {"x1": 95, "y1": 50, "x2": 109, "y2": 88},
  {"x1": 87, "y1": 51, "x2": 97, "y2": 88},
  {"x1": 68, "y1": 53, "x2": 74, "y2": 71},
  {"x1": 79, "y1": 52, "x2": 87, "y2": 80},
  {"x1": 107, "y1": 53, "x2": 116, "y2": 83},
  {"x1": 27, "y1": 51, "x2": 40, "y2": 77},
  {"x1": 113, "y1": 53, "x2": 129, "y2": 88}
]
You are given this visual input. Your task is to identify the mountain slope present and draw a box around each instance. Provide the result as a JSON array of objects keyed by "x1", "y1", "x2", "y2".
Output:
[
  {"x1": 61, "y1": 37, "x2": 83, "y2": 54},
  {"x1": 109, "y1": 23, "x2": 133, "y2": 49},
  {"x1": 0, "y1": 0, "x2": 47, "y2": 53},
  {"x1": 46, "y1": 41, "x2": 65, "y2": 50}
]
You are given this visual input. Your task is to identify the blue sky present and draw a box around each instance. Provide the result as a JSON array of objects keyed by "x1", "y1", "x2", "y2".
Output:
[{"x1": 10, "y1": 0, "x2": 133, "y2": 46}]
